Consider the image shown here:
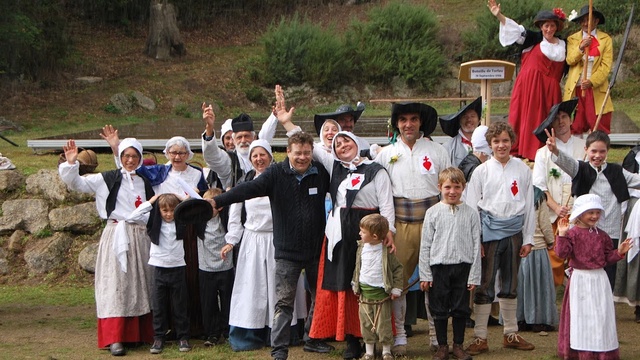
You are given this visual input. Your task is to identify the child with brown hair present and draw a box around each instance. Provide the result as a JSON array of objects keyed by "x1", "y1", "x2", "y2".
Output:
[
  {"x1": 129, "y1": 193, "x2": 192, "y2": 354},
  {"x1": 199, "y1": 188, "x2": 234, "y2": 346},
  {"x1": 352, "y1": 214, "x2": 403, "y2": 360},
  {"x1": 420, "y1": 167, "x2": 481, "y2": 360},
  {"x1": 465, "y1": 121, "x2": 536, "y2": 355}
]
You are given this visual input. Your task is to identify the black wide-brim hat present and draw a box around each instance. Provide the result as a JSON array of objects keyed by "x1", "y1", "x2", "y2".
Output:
[
  {"x1": 174, "y1": 198, "x2": 213, "y2": 224},
  {"x1": 438, "y1": 96, "x2": 482, "y2": 137},
  {"x1": 391, "y1": 102, "x2": 438, "y2": 137},
  {"x1": 534, "y1": 10, "x2": 565, "y2": 31},
  {"x1": 231, "y1": 113, "x2": 254, "y2": 133},
  {"x1": 313, "y1": 103, "x2": 365, "y2": 136},
  {"x1": 572, "y1": 5, "x2": 605, "y2": 25},
  {"x1": 533, "y1": 98, "x2": 579, "y2": 143}
]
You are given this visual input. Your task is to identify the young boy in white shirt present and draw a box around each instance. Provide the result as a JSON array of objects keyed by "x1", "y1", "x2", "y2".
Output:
[
  {"x1": 420, "y1": 167, "x2": 481, "y2": 360},
  {"x1": 464, "y1": 122, "x2": 535, "y2": 355},
  {"x1": 131, "y1": 193, "x2": 192, "y2": 354}
]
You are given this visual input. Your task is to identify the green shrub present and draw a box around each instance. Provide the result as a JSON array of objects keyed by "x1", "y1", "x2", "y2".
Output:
[
  {"x1": 261, "y1": 15, "x2": 352, "y2": 91},
  {"x1": 173, "y1": 104, "x2": 192, "y2": 118},
  {"x1": 592, "y1": 0, "x2": 639, "y2": 35},
  {"x1": 345, "y1": 1, "x2": 446, "y2": 92},
  {"x1": 461, "y1": 0, "x2": 543, "y2": 61},
  {"x1": 103, "y1": 104, "x2": 121, "y2": 114},
  {"x1": 0, "y1": 0, "x2": 71, "y2": 79}
]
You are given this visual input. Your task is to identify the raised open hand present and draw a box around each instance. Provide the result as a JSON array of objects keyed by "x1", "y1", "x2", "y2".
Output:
[
  {"x1": 63, "y1": 139, "x2": 79, "y2": 165},
  {"x1": 619, "y1": 238, "x2": 634, "y2": 256},
  {"x1": 557, "y1": 216, "x2": 569, "y2": 236},
  {"x1": 274, "y1": 84, "x2": 295, "y2": 126}
]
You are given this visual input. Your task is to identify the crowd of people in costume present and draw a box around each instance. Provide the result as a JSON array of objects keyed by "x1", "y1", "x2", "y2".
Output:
[{"x1": 57, "y1": 2, "x2": 639, "y2": 360}]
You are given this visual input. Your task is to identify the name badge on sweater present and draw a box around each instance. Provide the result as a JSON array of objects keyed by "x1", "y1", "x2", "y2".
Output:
[
  {"x1": 509, "y1": 177, "x2": 521, "y2": 200},
  {"x1": 419, "y1": 153, "x2": 436, "y2": 175},
  {"x1": 309, "y1": 187, "x2": 318, "y2": 195},
  {"x1": 346, "y1": 173, "x2": 365, "y2": 190}
]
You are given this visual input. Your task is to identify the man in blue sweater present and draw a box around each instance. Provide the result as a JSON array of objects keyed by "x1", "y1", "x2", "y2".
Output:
[{"x1": 211, "y1": 132, "x2": 332, "y2": 360}]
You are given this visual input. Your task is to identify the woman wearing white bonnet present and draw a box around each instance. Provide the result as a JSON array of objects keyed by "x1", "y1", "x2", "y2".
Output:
[
  {"x1": 220, "y1": 118, "x2": 235, "y2": 151},
  {"x1": 59, "y1": 137, "x2": 155, "y2": 356},
  {"x1": 308, "y1": 130, "x2": 396, "y2": 358}
]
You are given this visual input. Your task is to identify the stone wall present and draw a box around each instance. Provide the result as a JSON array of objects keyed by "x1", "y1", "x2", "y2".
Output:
[{"x1": 0, "y1": 169, "x2": 101, "y2": 277}]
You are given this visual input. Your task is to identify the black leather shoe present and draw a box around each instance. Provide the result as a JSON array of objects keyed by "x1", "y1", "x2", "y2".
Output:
[
  {"x1": 343, "y1": 336, "x2": 362, "y2": 359},
  {"x1": 304, "y1": 339, "x2": 335, "y2": 353},
  {"x1": 110, "y1": 342, "x2": 125, "y2": 356}
]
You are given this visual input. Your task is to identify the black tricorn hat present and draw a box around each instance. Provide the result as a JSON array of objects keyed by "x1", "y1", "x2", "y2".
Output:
[
  {"x1": 572, "y1": 5, "x2": 605, "y2": 25},
  {"x1": 231, "y1": 113, "x2": 254, "y2": 133},
  {"x1": 439, "y1": 97, "x2": 482, "y2": 137},
  {"x1": 391, "y1": 102, "x2": 438, "y2": 137},
  {"x1": 313, "y1": 103, "x2": 365, "y2": 136},
  {"x1": 174, "y1": 198, "x2": 213, "y2": 225},
  {"x1": 533, "y1": 98, "x2": 579, "y2": 143}
]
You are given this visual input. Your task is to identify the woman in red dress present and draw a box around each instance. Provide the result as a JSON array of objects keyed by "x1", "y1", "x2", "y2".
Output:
[{"x1": 488, "y1": 0, "x2": 566, "y2": 161}]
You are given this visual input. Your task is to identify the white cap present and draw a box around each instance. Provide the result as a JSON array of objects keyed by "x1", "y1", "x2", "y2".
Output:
[
  {"x1": 569, "y1": 194, "x2": 605, "y2": 223},
  {"x1": 220, "y1": 118, "x2": 233, "y2": 137},
  {"x1": 471, "y1": 125, "x2": 491, "y2": 155},
  {"x1": 249, "y1": 139, "x2": 273, "y2": 159},
  {"x1": 118, "y1": 138, "x2": 143, "y2": 169},
  {"x1": 163, "y1": 136, "x2": 194, "y2": 161}
]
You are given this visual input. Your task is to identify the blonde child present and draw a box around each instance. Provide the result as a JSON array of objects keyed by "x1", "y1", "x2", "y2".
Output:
[
  {"x1": 556, "y1": 194, "x2": 633, "y2": 359},
  {"x1": 420, "y1": 167, "x2": 481, "y2": 360},
  {"x1": 352, "y1": 214, "x2": 403, "y2": 360},
  {"x1": 199, "y1": 188, "x2": 234, "y2": 346}
]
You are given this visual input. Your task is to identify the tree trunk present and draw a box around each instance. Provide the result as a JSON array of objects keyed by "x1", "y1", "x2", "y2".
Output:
[{"x1": 145, "y1": 0, "x2": 186, "y2": 60}]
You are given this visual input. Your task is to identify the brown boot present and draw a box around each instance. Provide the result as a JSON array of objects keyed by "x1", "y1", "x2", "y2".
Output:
[
  {"x1": 465, "y1": 337, "x2": 488, "y2": 355},
  {"x1": 433, "y1": 344, "x2": 449, "y2": 360},
  {"x1": 451, "y1": 344, "x2": 471, "y2": 360},
  {"x1": 503, "y1": 333, "x2": 535, "y2": 351}
]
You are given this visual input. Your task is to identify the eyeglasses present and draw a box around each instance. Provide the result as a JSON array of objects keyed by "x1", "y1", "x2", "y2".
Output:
[
  {"x1": 122, "y1": 154, "x2": 140, "y2": 160},
  {"x1": 168, "y1": 151, "x2": 188, "y2": 157}
]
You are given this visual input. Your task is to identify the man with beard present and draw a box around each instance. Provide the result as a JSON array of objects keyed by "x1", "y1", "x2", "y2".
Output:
[{"x1": 201, "y1": 103, "x2": 278, "y2": 188}]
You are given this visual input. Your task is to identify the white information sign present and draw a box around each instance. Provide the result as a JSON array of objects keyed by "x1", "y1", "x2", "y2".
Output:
[{"x1": 470, "y1": 67, "x2": 505, "y2": 80}]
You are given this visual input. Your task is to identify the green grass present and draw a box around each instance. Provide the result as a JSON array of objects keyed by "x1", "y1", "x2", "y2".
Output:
[{"x1": 0, "y1": 284, "x2": 94, "y2": 306}]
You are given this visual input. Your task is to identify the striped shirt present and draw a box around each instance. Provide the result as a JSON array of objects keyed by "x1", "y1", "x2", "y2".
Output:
[
  {"x1": 553, "y1": 150, "x2": 640, "y2": 239},
  {"x1": 419, "y1": 201, "x2": 482, "y2": 285}
]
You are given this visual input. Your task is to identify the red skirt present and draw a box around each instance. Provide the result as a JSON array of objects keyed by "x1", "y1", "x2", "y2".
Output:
[
  {"x1": 570, "y1": 87, "x2": 612, "y2": 134},
  {"x1": 309, "y1": 239, "x2": 361, "y2": 341},
  {"x1": 97, "y1": 314, "x2": 154, "y2": 348}
]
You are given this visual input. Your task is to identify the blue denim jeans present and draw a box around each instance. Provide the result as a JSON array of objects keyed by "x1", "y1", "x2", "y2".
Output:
[{"x1": 270, "y1": 258, "x2": 318, "y2": 359}]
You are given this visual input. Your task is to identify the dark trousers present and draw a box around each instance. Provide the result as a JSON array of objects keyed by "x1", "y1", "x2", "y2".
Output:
[
  {"x1": 474, "y1": 232, "x2": 523, "y2": 304},
  {"x1": 271, "y1": 258, "x2": 318, "y2": 360},
  {"x1": 199, "y1": 268, "x2": 234, "y2": 339},
  {"x1": 428, "y1": 263, "x2": 472, "y2": 345},
  {"x1": 151, "y1": 266, "x2": 190, "y2": 341}
]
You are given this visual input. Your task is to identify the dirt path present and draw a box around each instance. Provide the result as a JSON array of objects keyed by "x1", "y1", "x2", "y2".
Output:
[{"x1": 1, "y1": 301, "x2": 639, "y2": 359}]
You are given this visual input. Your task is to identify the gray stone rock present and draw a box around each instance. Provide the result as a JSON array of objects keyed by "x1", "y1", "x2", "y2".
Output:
[
  {"x1": 49, "y1": 202, "x2": 100, "y2": 234},
  {"x1": 0, "y1": 170, "x2": 24, "y2": 192},
  {"x1": 132, "y1": 91, "x2": 156, "y2": 111},
  {"x1": 0, "y1": 248, "x2": 8, "y2": 275},
  {"x1": 1, "y1": 199, "x2": 49, "y2": 234},
  {"x1": 75, "y1": 76, "x2": 103, "y2": 84},
  {"x1": 110, "y1": 93, "x2": 133, "y2": 114},
  {"x1": 611, "y1": 111, "x2": 639, "y2": 134},
  {"x1": 26, "y1": 169, "x2": 75, "y2": 203},
  {"x1": 0, "y1": 215, "x2": 21, "y2": 235},
  {"x1": 0, "y1": 117, "x2": 24, "y2": 132},
  {"x1": 24, "y1": 232, "x2": 73, "y2": 275},
  {"x1": 0, "y1": 259, "x2": 8, "y2": 275},
  {"x1": 8, "y1": 229, "x2": 27, "y2": 253},
  {"x1": 78, "y1": 242, "x2": 99, "y2": 273}
]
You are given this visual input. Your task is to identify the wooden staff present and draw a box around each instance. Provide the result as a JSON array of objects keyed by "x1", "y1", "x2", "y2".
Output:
[{"x1": 581, "y1": 0, "x2": 593, "y2": 98}]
